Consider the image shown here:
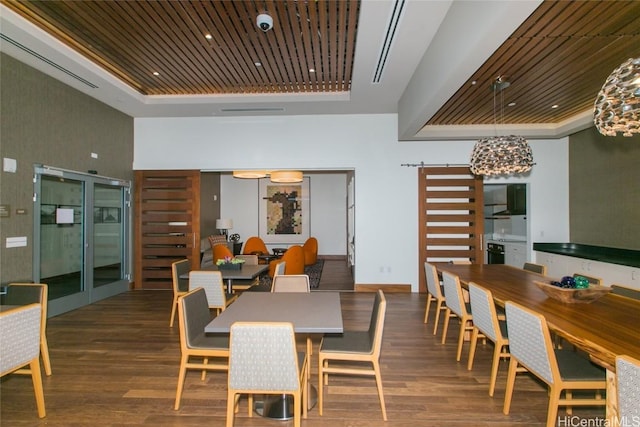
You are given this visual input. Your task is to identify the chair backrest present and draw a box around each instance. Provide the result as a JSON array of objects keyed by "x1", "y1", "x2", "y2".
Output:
[
  {"x1": 610, "y1": 284, "x2": 640, "y2": 300},
  {"x1": 441, "y1": 271, "x2": 467, "y2": 318},
  {"x1": 367, "y1": 290, "x2": 387, "y2": 358},
  {"x1": 303, "y1": 237, "x2": 318, "y2": 265},
  {"x1": 468, "y1": 282, "x2": 503, "y2": 342},
  {"x1": 212, "y1": 243, "x2": 233, "y2": 263},
  {"x1": 3, "y1": 283, "x2": 48, "y2": 335},
  {"x1": 228, "y1": 322, "x2": 300, "y2": 392},
  {"x1": 235, "y1": 254, "x2": 258, "y2": 265},
  {"x1": 523, "y1": 262, "x2": 547, "y2": 275},
  {"x1": 281, "y1": 245, "x2": 305, "y2": 275},
  {"x1": 243, "y1": 236, "x2": 269, "y2": 255},
  {"x1": 424, "y1": 262, "x2": 442, "y2": 299},
  {"x1": 274, "y1": 261, "x2": 286, "y2": 277},
  {"x1": 572, "y1": 273, "x2": 603, "y2": 286},
  {"x1": 271, "y1": 275, "x2": 310, "y2": 293},
  {"x1": 178, "y1": 288, "x2": 222, "y2": 350},
  {"x1": 172, "y1": 259, "x2": 191, "y2": 293},
  {"x1": 189, "y1": 270, "x2": 227, "y2": 310},
  {"x1": 504, "y1": 301, "x2": 556, "y2": 386},
  {"x1": 0, "y1": 303, "x2": 42, "y2": 376},
  {"x1": 616, "y1": 354, "x2": 640, "y2": 419}
]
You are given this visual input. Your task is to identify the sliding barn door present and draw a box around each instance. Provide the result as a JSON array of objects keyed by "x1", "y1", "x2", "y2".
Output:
[
  {"x1": 418, "y1": 167, "x2": 484, "y2": 292},
  {"x1": 134, "y1": 170, "x2": 201, "y2": 290}
]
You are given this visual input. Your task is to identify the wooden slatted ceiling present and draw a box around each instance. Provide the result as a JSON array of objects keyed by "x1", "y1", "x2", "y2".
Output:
[
  {"x1": 4, "y1": 0, "x2": 359, "y2": 96},
  {"x1": 418, "y1": 166, "x2": 484, "y2": 292},
  {"x1": 426, "y1": 0, "x2": 640, "y2": 126},
  {"x1": 134, "y1": 170, "x2": 200, "y2": 290}
]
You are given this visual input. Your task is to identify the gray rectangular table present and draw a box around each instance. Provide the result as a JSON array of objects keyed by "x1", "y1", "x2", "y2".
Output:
[
  {"x1": 205, "y1": 292, "x2": 343, "y2": 419},
  {"x1": 181, "y1": 264, "x2": 268, "y2": 294}
]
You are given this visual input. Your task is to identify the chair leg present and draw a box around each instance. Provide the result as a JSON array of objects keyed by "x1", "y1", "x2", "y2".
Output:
[
  {"x1": 503, "y1": 358, "x2": 518, "y2": 415},
  {"x1": 433, "y1": 300, "x2": 443, "y2": 335},
  {"x1": 456, "y1": 319, "x2": 467, "y2": 361},
  {"x1": 546, "y1": 387, "x2": 561, "y2": 427},
  {"x1": 373, "y1": 360, "x2": 388, "y2": 421},
  {"x1": 30, "y1": 358, "x2": 46, "y2": 418},
  {"x1": 318, "y1": 358, "x2": 325, "y2": 415},
  {"x1": 293, "y1": 392, "x2": 301, "y2": 427},
  {"x1": 41, "y1": 335, "x2": 52, "y2": 376},
  {"x1": 488, "y1": 343, "x2": 504, "y2": 397},
  {"x1": 441, "y1": 309, "x2": 451, "y2": 344},
  {"x1": 225, "y1": 391, "x2": 235, "y2": 427},
  {"x1": 174, "y1": 355, "x2": 188, "y2": 410},
  {"x1": 467, "y1": 327, "x2": 479, "y2": 370},
  {"x1": 424, "y1": 294, "x2": 433, "y2": 323},
  {"x1": 169, "y1": 297, "x2": 178, "y2": 327}
]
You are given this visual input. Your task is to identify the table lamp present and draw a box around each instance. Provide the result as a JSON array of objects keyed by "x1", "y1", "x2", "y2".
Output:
[{"x1": 215, "y1": 218, "x2": 233, "y2": 240}]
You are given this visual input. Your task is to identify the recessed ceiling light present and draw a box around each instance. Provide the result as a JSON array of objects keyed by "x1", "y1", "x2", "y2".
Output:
[
  {"x1": 508, "y1": 102, "x2": 516, "y2": 107},
  {"x1": 551, "y1": 104, "x2": 559, "y2": 109},
  {"x1": 471, "y1": 80, "x2": 477, "y2": 85},
  {"x1": 205, "y1": 34, "x2": 212, "y2": 40},
  {"x1": 153, "y1": 71, "x2": 160, "y2": 76},
  {"x1": 255, "y1": 62, "x2": 262, "y2": 67},
  {"x1": 309, "y1": 68, "x2": 315, "y2": 73}
]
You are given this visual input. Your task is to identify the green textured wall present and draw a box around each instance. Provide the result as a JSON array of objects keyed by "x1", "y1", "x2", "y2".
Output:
[
  {"x1": 0, "y1": 53, "x2": 134, "y2": 283},
  {"x1": 569, "y1": 127, "x2": 640, "y2": 250}
]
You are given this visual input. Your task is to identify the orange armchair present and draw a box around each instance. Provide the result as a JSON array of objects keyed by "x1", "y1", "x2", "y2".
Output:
[
  {"x1": 212, "y1": 243, "x2": 233, "y2": 262},
  {"x1": 302, "y1": 237, "x2": 318, "y2": 266},
  {"x1": 269, "y1": 245, "x2": 305, "y2": 277},
  {"x1": 243, "y1": 236, "x2": 269, "y2": 256}
]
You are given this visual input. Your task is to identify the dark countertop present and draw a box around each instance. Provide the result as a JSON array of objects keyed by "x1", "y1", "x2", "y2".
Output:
[{"x1": 533, "y1": 243, "x2": 640, "y2": 269}]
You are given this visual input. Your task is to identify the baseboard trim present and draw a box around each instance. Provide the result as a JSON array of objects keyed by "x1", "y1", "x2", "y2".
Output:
[
  {"x1": 318, "y1": 255, "x2": 347, "y2": 261},
  {"x1": 354, "y1": 284, "x2": 412, "y2": 293}
]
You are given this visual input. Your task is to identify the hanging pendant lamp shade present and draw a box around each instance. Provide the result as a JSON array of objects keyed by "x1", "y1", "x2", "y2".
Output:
[
  {"x1": 469, "y1": 77, "x2": 534, "y2": 176},
  {"x1": 270, "y1": 170, "x2": 303, "y2": 183},
  {"x1": 233, "y1": 170, "x2": 267, "y2": 179},
  {"x1": 470, "y1": 136, "x2": 534, "y2": 176},
  {"x1": 593, "y1": 57, "x2": 640, "y2": 137}
]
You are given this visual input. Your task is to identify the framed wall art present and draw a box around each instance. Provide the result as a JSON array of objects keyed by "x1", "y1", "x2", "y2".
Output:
[{"x1": 259, "y1": 177, "x2": 310, "y2": 244}]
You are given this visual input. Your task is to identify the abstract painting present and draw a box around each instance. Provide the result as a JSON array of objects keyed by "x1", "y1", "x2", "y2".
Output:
[{"x1": 259, "y1": 177, "x2": 309, "y2": 244}]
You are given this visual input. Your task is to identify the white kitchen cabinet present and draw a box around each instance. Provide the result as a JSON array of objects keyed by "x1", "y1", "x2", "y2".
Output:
[
  {"x1": 505, "y1": 242, "x2": 527, "y2": 268},
  {"x1": 534, "y1": 251, "x2": 639, "y2": 288}
]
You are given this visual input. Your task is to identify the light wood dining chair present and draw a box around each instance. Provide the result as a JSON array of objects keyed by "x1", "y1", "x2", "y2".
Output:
[
  {"x1": 610, "y1": 283, "x2": 640, "y2": 300},
  {"x1": 4, "y1": 283, "x2": 52, "y2": 376},
  {"x1": 441, "y1": 271, "x2": 474, "y2": 362},
  {"x1": 467, "y1": 282, "x2": 510, "y2": 396},
  {"x1": 423, "y1": 262, "x2": 447, "y2": 336},
  {"x1": 616, "y1": 354, "x2": 640, "y2": 420},
  {"x1": 232, "y1": 254, "x2": 260, "y2": 291},
  {"x1": 189, "y1": 270, "x2": 237, "y2": 315},
  {"x1": 226, "y1": 321, "x2": 308, "y2": 427},
  {"x1": 523, "y1": 262, "x2": 547, "y2": 275},
  {"x1": 318, "y1": 290, "x2": 387, "y2": 420},
  {"x1": 271, "y1": 274, "x2": 311, "y2": 293},
  {"x1": 174, "y1": 288, "x2": 229, "y2": 410},
  {"x1": 503, "y1": 301, "x2": 606, "y2": 427},
  {"x1": 0, "y1": 303, "x2": 46, "y2": 418},
  {"x1": 170, "y1": 259, "x2": 191, "y2": 327}
]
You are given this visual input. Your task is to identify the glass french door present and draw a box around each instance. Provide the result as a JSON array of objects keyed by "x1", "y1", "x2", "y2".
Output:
[{"x1": 33, "y1": 165, "x2": 130, "y2": 316}]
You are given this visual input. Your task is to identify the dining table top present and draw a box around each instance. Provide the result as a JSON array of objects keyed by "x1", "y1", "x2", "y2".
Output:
[
  {"x1": 436, "y1": 263, "x2": 640, "y2": 371},
  {"x1": 204, "y1": 291, "x2": 344, "y2": 334}
]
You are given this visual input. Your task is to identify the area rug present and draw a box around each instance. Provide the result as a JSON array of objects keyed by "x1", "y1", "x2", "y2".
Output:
[
  {"x1": 305, "y1": 259, "x2": 324, "y2": 289},
  {"x1": 251, "y1": 259, "x2": 324, "y2": 291}
]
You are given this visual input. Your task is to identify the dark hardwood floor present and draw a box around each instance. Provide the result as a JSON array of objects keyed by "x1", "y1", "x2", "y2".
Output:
[{"x1": 1, "y1": 260, "x2": 605, "y2": 426}]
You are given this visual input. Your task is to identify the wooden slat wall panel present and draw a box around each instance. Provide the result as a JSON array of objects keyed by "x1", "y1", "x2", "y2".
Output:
[
  {"x1": 418, "y1": 167, "x2": 483, "y2": 292},
  {"x1": 134, "y1": 170, "x2": 201, "y2": 290}
]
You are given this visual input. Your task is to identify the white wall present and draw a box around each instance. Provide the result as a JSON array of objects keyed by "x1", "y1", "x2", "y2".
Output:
[
  {"x1": 218, "y1": 172, "x2": 347, "y2": 256},
  {"x1": 134, "y1": 114, "x2": 569, "y2": 291}
]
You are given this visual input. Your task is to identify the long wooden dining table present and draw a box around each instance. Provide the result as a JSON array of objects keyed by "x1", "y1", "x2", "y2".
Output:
[{"x1": 436, "y1": 263, "x2": 640, "y2": 421}]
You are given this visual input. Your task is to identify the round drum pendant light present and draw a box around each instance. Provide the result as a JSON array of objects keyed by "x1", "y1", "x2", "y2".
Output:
[{"x1": 270, "y1": 170, "x2": 303, "y2": 183}]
